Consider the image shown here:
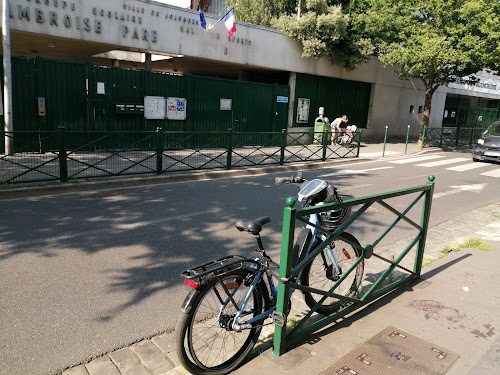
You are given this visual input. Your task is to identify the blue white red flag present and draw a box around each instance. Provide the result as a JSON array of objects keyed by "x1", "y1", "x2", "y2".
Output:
[
  {"x1": 199, "y1": 5, "x2": 207, "y2": 29},
  {"x1": 221, "y1": 8, "x2": 236, "y2": 36}
]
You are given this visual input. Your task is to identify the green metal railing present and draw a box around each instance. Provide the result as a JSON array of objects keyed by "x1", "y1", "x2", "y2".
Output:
[
  {"x1": 273, "y1": 175, "x2": 435, "y2": 355},
  {"x1": 1, "y1": 128, "x2": 361, "y2": 184},
  {"x1": 423, "y1": 127, "x2": 485, "y2": 148}
]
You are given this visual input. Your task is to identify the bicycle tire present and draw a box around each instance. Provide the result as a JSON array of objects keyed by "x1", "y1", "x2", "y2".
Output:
[
  {"x1": 300, "y1": 232, "x2": 364, "y2": 315},
  {"x1": 175, "y1": 270, "x2": 265, "y2": 374}
]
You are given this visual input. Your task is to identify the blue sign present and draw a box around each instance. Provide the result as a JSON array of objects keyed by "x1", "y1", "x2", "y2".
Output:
[{"x1": 277, "y1": 96, "x2": 289, "y2": 103}]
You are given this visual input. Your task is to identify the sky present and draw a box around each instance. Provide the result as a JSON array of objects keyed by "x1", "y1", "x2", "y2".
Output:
[{"x1": 155, "y1": 0, "x2": 191, "y2": 8}]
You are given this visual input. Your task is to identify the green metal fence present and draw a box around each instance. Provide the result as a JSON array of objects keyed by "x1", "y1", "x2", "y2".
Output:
[
  {"x1": 0, "y1": 128, "x2": 361, "y2": 184},
  {"x1": 273, "y1": 175, "x2": 435, "y2": 354},
  {"x1": 0, "y1": 56, "x2": 289, "y2": 137},
  {"x1": 423, "y1": 127, "x2": 485, "y2": 148}
]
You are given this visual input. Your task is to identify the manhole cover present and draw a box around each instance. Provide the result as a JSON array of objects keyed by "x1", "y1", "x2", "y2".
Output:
[{"x1": 318, "y1": 326, "x2": 459, "y2": 375}]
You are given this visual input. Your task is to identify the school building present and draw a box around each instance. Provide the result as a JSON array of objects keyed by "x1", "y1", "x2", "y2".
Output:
[{"x1": 2, "y1": 0, "x2": 500, "y2": 141}]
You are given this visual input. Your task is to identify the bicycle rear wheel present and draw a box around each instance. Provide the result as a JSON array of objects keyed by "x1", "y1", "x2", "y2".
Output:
[
  {"x1": 175, "y1": 270, "x2": 264, "y2": 374},
  {"x1": 301, "y1": 232, "x2": 364, "y2": 315}
]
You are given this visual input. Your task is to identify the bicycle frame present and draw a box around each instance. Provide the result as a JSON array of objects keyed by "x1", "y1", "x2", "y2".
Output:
[
  {"x1": 230, "y1": 211, "x2": 335, "y2": 331},
  {"x1": 229, "y1": 268, "x2": 278, "y2": 330},
  {"x1": 305, "y1": 212, "x2": 342, "y2": 275}
]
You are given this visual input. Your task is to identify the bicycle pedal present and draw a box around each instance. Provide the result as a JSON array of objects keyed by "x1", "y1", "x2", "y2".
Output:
[{"x1": 271, "y1": 311, "x2": 286, "y2": 327}]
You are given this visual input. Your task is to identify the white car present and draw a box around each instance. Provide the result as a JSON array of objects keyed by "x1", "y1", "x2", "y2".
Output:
[{"x1": 472, "y1": 121, "x2": 500, "y2": 163}]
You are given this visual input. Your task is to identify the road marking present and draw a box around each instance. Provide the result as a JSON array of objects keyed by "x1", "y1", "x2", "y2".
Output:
[
  {"x1": 319, "y1": 166, "x2": 393, "y2": 177},
  {"x1": 0, "y1": 209, "x2": 217, "y2": 250},
  {"x1": 416, "y1": 157, "x2": 469, "y2": 167},
  {"x1": 389, "y1": 155, "x2": 446, "y2": 164},
  {"x1": 360, "y1": 151, "x2": 400, "y2": 157},
  {"x1": 480, "y1": 168, "x2": 500, "y2": 178},
  {"x1": 474, "y1": 230, "x2": 500, "y2": 241},
  {"x1": 433, "y1": 183, "x2": 487, "y2": 199},
  {"x1": 446, "y1": 163, "x2": 491, "y2": 172}
]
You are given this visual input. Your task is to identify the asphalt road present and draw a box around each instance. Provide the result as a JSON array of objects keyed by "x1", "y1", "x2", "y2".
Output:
[{"x1": 1, "y1": 149, "x2": 499, "y2": 375}]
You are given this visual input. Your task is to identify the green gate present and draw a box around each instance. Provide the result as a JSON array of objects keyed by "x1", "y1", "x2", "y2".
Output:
[
  {"x1": 293, "y1": 73, "x2": 371, "y2": 129},
  {"x1": 1, "y1": 56, "x2": 289, "y2": 152}
]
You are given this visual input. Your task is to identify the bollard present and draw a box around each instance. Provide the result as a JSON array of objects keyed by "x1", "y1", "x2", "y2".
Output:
[
  {"x1": 405, "y1": 125, "x2": 410, "y2": 154},
  {"x1": 382, "y1": 126, "x2": 388, "y2": 157},
  {"x1": 421, "y1": 126, "x2": 427, "y2": 150}
]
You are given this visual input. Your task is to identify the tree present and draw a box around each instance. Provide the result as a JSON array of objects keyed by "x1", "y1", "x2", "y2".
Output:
[
  {"x1": 352, "y1": 0, "x2": 500, "y2": 141},
  {"x1": 228, "y1": 0, "x2": 372, "y2": 70},
  {"x1": 226, "y1": 0, "x2": 296, "y2": 27}
]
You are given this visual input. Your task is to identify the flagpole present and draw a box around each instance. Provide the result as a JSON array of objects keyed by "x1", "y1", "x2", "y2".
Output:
[{"x1": 208, "y1": 7, "x2": 233, "y2": 30}]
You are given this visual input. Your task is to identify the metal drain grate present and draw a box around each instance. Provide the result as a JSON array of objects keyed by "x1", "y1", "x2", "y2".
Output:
[{"x1": 318, "y1": 326, "x2": 459, "y2": 375}]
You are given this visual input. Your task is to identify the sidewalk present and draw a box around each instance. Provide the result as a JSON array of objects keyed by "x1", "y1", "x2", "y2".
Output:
[
  {"x1": 61, "y1": 200, "x2": 500, "y2": 375},
  {"x1": 56, "y1": 144, "x2": 500, "y2": 375},
  {"x1": 0, "y1": 141, "x2": 440, "y2": 199}
]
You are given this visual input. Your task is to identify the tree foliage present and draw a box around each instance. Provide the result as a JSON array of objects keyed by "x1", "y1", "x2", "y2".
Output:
[
  {"x1": 229, "y1": 0, "x2": 371, "y2": 69},
  {"x1": 353, "y1": 0, "x2": 500, "y2": 86},
  {"x1": 226, "y1": 0, "x2": 296, "y2": 27}
]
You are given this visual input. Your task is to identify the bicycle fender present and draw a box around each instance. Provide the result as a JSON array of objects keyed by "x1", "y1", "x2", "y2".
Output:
[
  {"x1": 180, "y1": 289, "x2": 199, "y2": 314},
  {"x1": 294, "y1": 228, "x2": 313, "y2": 266}
]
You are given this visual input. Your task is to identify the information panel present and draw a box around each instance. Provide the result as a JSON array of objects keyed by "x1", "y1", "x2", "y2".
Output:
[
  {"x1": 167, "y1": 97, "x2": 187, "y2": 120},
  {"x1": 144, "y1": 96, "x2": 166, "y2": 119}
]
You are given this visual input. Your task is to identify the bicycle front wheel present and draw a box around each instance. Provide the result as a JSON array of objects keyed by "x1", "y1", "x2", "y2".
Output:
[
  {"x1": 175, "y1": 270, "x2": 264, "y2": 374},
  {"x1": 301, "y1": 232, "x2": 364, "y2": 315}
]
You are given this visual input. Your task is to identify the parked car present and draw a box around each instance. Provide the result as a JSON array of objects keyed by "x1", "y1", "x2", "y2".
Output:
[{"x1": 472, "y1": 121, "x2": 500, "y2": 163}]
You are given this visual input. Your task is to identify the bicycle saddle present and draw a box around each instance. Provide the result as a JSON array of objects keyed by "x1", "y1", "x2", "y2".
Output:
[{"x1": 234, "y1": 216, "x2": 270, "y2": 235}]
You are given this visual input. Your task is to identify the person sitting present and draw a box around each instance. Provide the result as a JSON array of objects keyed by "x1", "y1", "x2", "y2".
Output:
[{"x1": 340, "y1": 126, "x2": 353, "y2": 145}]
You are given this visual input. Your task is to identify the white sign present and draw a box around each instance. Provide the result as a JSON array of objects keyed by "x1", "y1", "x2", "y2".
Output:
[
  {"x1": 220, "y1": 98, "x2": 232, "y2": 111},
  {"x1": 144, "y1": 96, "x2": 166, "y2": 119},
  {"x1": 296, "y1": 98, "x2": 310, "y2": 123},
  {"x1": 167, "y1": 97, "x2": 186, "y2": 120},
  {"x1": 97, "y1": 82, "x2": 105, "y2": 95}
]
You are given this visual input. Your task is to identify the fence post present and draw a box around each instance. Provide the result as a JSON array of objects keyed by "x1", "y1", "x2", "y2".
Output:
[
  {"x1": 404, "y1": 125, "x2": 410, "y2": 154},
  {"x1": 382, "y1": 126, "x2": 388, "y2": 157},
  {"x1": 356, "y1": 130, "x2": 362, "y2": 157},
  {"x1": 321, "y1": 130, "x2": 328, "y2": 161},
  {"x1": 469, "y1": 127, "x2": 475, "y2": 146},
  {"x1": 273, "y1": 197, "x2": 296, "y2": 356},
  {"x1": 439, "y1": 127, "x2": 444, "y2": 147},
  {"x1": 58, "y1": 126, "x2": 68, "y2": 182},
  {"x1": 421, "y1": 126, "x2": 427, "y2": 150},
  {"x1": 226, "y1": 128, "x2": 232, "y2": 169},
  {"x1": 156, "y1": 127, "x2": 163, "y2": 175},
  {"x1": 415, "y1": 175, "x2": 435, "y2": 277},
  {"x1": 280, "y1": 128, "x2": 287, "y2": 165},
  {"x1": 455, "y1": 125, "x2": 460, "y2": 147}
]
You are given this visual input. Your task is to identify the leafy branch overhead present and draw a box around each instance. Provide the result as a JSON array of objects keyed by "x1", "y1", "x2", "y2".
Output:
[
  {"x1": 355, "y1": 0, "x2": 500, "y2": 87},
  {"x1": 229, "y1": 0, "x2": 371, "y2": 70}
]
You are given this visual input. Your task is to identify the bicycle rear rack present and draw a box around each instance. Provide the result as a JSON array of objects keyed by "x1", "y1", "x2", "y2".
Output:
[{"x1": 181, "y1": 255, "x2": 260, "y2": 281}]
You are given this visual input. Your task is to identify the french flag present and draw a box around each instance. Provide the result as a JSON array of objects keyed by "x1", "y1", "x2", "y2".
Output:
[{"x1": 221, "y1": 8, "x2": 236, "y2": 37}]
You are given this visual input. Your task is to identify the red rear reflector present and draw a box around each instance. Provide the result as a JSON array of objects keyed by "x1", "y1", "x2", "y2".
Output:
[
  {"x1": 342, "y1": 248, "x2": 352, "y2": 259},
  {"x1": 224, "y1": 283, "x2": 240, "y2": 290},
  {"x1": 184, "y1": 279, "x2": 199, "y2": 289}
]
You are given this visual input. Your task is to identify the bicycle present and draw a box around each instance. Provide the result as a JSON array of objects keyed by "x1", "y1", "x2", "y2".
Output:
[{"x1": 175, "y1": 175, "x2": 364, "y2": 374}]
